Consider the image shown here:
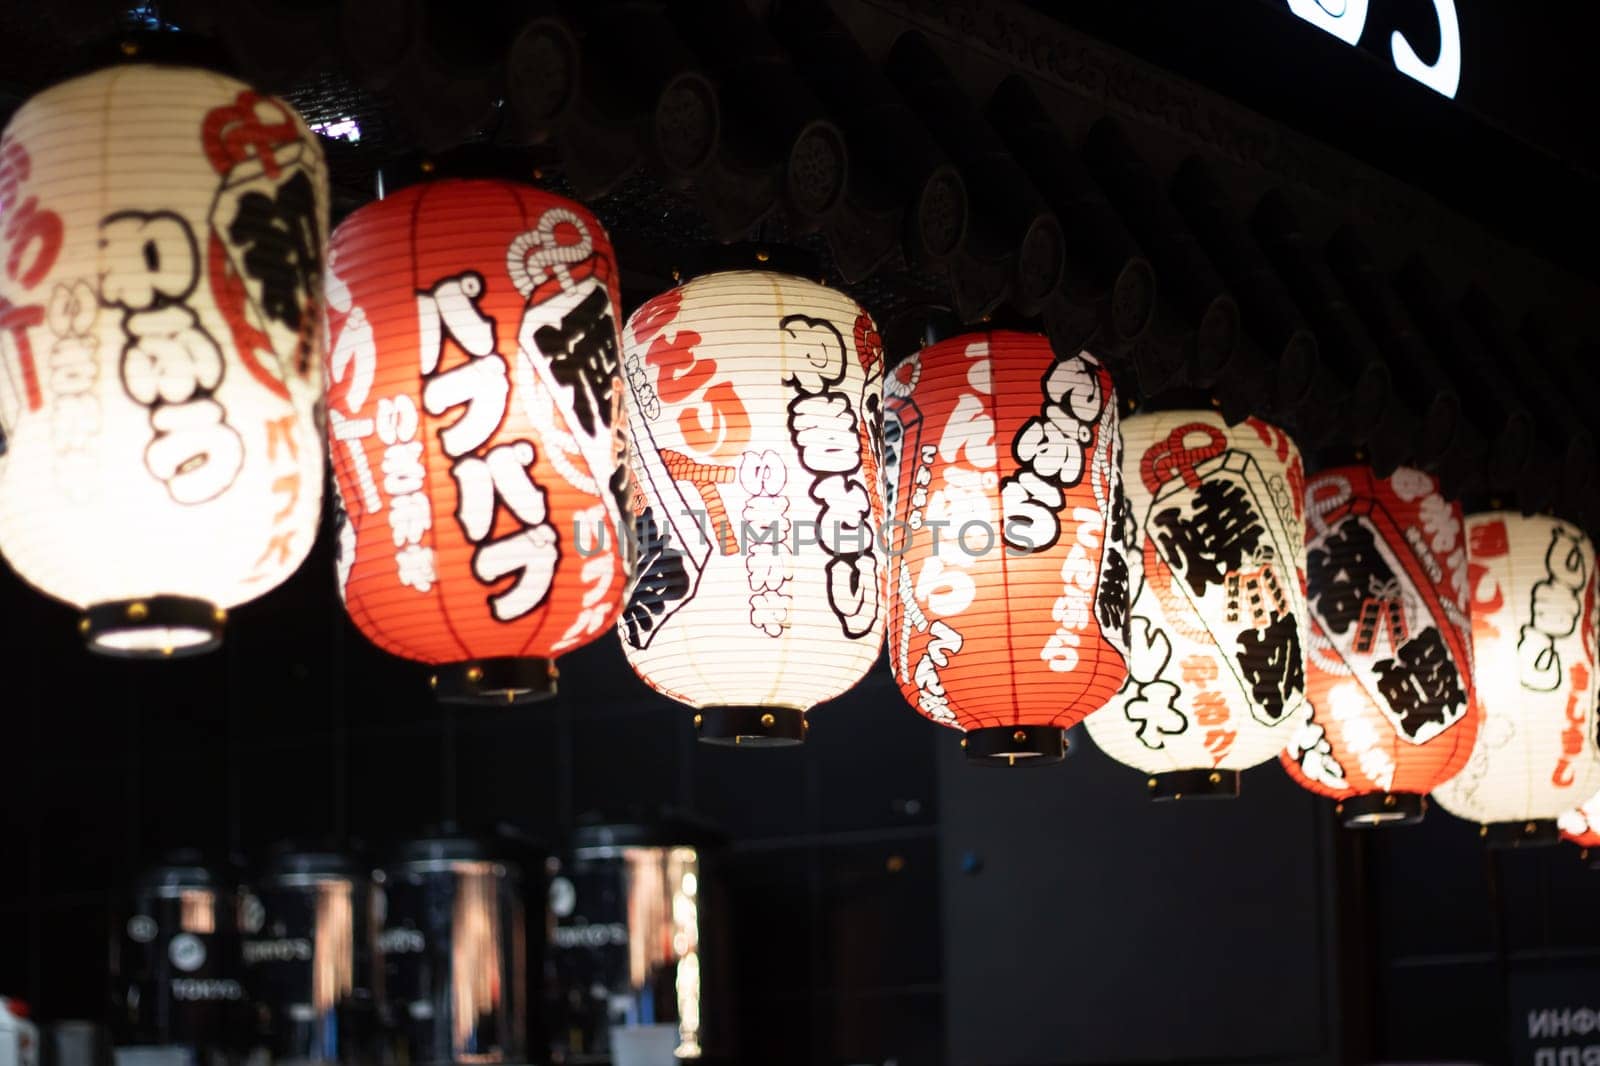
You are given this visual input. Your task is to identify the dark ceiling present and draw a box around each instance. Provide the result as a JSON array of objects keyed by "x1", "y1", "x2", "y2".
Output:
[{"x1": 1, "y1": 0, "x2": 1597, "y2": 534}]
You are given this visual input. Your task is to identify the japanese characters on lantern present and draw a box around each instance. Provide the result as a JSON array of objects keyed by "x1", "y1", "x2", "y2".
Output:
[
  {"x1": 618, "y1": 270, "x2": 884, "y2": 745},
  {"x1": 1282, "y1": 466, "x2": 1478, "y2": 825},
  {"x1": 881, "y1": 331, "x2": 1130, "y2": 765},
  {"x1": 1083, "y1": 410, "x2": 1309, "y2": 797},
  {"x1": 1432, "y1": 513, "x2": 1600, "y2": 845},
  {"x1": 326, "y1": 179, "x2": 628, "y2": 703},
  {"x1": 0, "y1": 65, "x2": 328, "y2": 656}
]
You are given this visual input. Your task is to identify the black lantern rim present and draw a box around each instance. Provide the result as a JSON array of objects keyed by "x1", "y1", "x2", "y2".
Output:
[
  {"x1": 1147, "y1": 768, "x2": 1240, "y2": 800},
  {"x1": 1481, "y1": 819, "x2": 1560, "y2": 848},
  {"x1": 431, "y1": 656, "x2": 558, "y2": 706},
  {"x1": 81, "y1": 595, "x2": 224, "y2": 659},
  {"x1": 694, "y1": 705, "x2": 806, "y2": 747},
  {"x1": 962, "y1": 725, "x2": 1067, "y2": 767},
  {"x1": 1337, "y1": 792, "x2": 1427, "y2": 828}
]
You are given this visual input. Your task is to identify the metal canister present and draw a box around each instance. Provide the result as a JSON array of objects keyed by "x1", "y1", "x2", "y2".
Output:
[
  {"x1": 544, "y1": 818, "x2": 730, "y2": 1064},
  {"x1": 373, "y1": 834, "x2": 529, "y2": 1065},
  {"x1": 110, "y1": 851, "x2": 244, "y2": 1060},
  {"x1": 237, "y1": 845, "x2": 377, "y2": 1064}
]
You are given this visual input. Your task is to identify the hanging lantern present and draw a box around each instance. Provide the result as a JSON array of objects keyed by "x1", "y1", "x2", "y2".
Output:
[
  {"x1": 1432, "y1": 513, "x2": 1600, "y2": 845},
  {"x1": 1281, "y1": 466, "x2": 1479, "y2": 826},
  {"x1": 618, "y1": 270, "x2": 884, "y2": 745},
  {"x1": 881, "y1": 331, "x2": 1129, "y2": 765},
  {"x1": 325, "y1": 178, "x2": 628, "y2": 703},
  {"x1": 1083, "y1": 409, "x2": 1310, "y2": 797},
  {"x1": 0, "y1": 65, "x2": 328, "y2": 656}
]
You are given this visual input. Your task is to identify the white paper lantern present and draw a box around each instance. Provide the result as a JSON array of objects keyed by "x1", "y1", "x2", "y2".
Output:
[
  {"x1": 617, "y1": 270, "x2": 885, "y2": 744},
  {"x1": 1432, "y1": 513, "x2": 1600, "y2": 844},
  {"x1": 1082, "y1": 410, "x2": 1310, "y2": 797},
  {"x1": 0, "y1": 65, "x2": 328, "y2": 655}
]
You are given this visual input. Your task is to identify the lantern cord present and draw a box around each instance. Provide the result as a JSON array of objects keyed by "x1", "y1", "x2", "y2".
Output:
[
  {"x1": 441, "y1": 705, "x2": 459, "y2": 825},
  {"x1": 1483, "y1": 847, "x2": 1512, "y2": 1066},
  {"x1": 331, "y1": 590, "x2": 348, "y2": 842}
]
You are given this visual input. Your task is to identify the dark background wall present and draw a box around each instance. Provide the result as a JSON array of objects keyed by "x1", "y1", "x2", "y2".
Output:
[
  {"x1": 8, "y1": 514, "x2": 1600, "y2": 1066},
  {"x1": 0, "y1": 523, "x2": 948, "y2": 1065}
]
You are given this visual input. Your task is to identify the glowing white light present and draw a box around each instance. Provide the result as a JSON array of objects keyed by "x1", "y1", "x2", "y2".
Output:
[
  {"x1": 1284, "y1": 0, "x2": 1460, "y2": 99},
  {"x1": 0, "y1": 65, "x2": 328, "y2": 654},
  {"x1": 311, "y1": 117, "x2": 362, "y2": 144}
]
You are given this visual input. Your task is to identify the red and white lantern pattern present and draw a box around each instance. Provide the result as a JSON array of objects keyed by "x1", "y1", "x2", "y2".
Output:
[
  {"x1": 1432, "y1": 513, "x2": 1600, "y2": 836},
  {"x1": 617, "y1": 270, "x2": 884, "y2": 743},
  {"x1": 0, "y1": 65, "x2": 328, "y2": 655},
  {"x1": 325, "y1": 179, "x2": 627, "y2": 699},
  {"x1": 881, "y1": 331, "x2": 1130, "y2": 763},
  {"x1": 1282, "y1": 466, "x2": 1479, "y2": 823},
  {"x1": 1084, "y1": 411, "x2": 1310, "y2": 795}
]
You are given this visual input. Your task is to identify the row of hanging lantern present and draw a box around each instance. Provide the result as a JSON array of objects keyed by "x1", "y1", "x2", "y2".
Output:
[{"x1": 2, "y1": 64, "x2": 1599, "y2": 848}]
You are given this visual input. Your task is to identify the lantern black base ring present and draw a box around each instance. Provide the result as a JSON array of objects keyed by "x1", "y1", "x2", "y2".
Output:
[
  {"x1": 1147, "y1": 768, "x2": 1240, "y2": 800},
  {"x1": 1481, "y1": 819, "x2": 1560, "y2": 848},
  {"x1": 1338, "y1": 792, "x2": 1426, "y2": 828},
  {"x1": 695, "y1": 705, "x2": 806, "y2": 747},
  {"x1": 962, "y1": 725, "x2": 1067, "y2": 767},
  {"x1": 81, "y1": 596, "x2": 224, "y2": 659},
  {"x1": 432, "y1": 657, "x2": 557, "y2": 706}
]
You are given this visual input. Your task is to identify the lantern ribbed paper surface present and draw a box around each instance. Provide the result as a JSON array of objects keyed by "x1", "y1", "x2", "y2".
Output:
[
  {"x1": 1281, "y1": 466, "x2": 1479, "y2": 825},
  {"x1": 618, "y1": 270, "x2": 885, "y2": 745},
  {"x1": 1083, "y1": 410, "x2": 1310, "y2": 797},
  {"x1": 0, "y1": 65, "x2": 328, "y2": 656},
  {"x1": 1432, "y1": 513, "x2": 1600, "y2": 844},
  {"x1": 326, "y1": 179, "x2": 628, "y2": 703},
  {"x1": 881, "y1": 332, "x2": 1129, "y2": 765}
]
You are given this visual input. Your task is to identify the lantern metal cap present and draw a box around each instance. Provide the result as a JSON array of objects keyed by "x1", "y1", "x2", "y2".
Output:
[
  {"x1": 1480, "y1": 819, "x2": 1560, "y2": 849},
  {"x1": 81, "y1": 595, "x2": 224, "y2": 659},
  {"x1": 695, "y1": 705, "x2": 805, "y2": 748},
  {"x1": 1337, "y1": 791, "x2": 1427, "y2": 828},
  {"x1": 962, "y1": 725, "x2": 1067, "y2": 767},
  {"x1": 1146, "y1": 768, "x2": 1239, "y2": 801},
  {"x1": 432, "y1": 656, "x2": 557, "y2": 706}
]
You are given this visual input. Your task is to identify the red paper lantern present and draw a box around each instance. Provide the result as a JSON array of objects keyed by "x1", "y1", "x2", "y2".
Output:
[
  {"x1": 1281, "y1": 465, "x2": 1479, "y2": 825},
  {"x1": 882, "y1": 331, "x2": 1130, "y2": 765},
  {"x1": 325, "y1": 179, "x2": 628, "y2": 702}
]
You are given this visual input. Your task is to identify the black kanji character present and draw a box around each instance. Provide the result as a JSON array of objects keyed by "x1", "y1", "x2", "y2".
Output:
[
  {"x1": 1306, "y1": 520, "x2": 1394, "y2": 636},
  {"x1": 535, "y1": 286, "x2": 618, "y2": 437},
  {"x1": 622, "y1": 506, "x2": 692, "y2": 648},
  {"x1": 1236, "y1": 610, "x2": 1304, "y2": 721},
  {"x1": 1373, "y1": 626, "x2": 1467, "y2": 739},
  {"x1": 1152, "y1": 479, "x2": 1264, "y2": 596},
  {"x1": 1096, "y1": 548, "x2": 1129, "y2": 636},
  {"x1": 227, "y1": 170, "x2": 321, "y2": 333}
]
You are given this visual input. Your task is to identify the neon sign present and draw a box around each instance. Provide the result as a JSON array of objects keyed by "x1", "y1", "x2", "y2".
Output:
[{"x1": 1285, "y1": 0, "x2": 1461, "y2": 99}]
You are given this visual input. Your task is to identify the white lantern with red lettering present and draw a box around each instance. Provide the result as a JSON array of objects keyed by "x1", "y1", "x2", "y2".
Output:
[
  {"x1": 1432, "y1": 513, "x2": 1600, "y2": 845},
  {"x1": 617, "y1": 270, "x2": 885, "y2": 745},
  {"x1": 0, "y1": 65, "x2": 327, "y2": 656},
  {"x1": 1082, "y1": 410, "x2": 1310, "y2": 797}
]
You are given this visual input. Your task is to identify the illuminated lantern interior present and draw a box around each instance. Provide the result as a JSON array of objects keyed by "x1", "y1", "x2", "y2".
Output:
[
  {"x1": 881, "y1": 330, "x2": 1130, "y2": 766},
  {"x1": 1282, "y1": 465, "x2": 1479, "y2": 827},
  {"x1": 1432, "y1": 513, "x2": 1600, "y2": 846},
  {"x1": 1083, "y1": 409, "x2": 1310, "y2": 798},
  {"x1": 618, "y1": 270, "x2": 885, "y2": 745},
  {"x1": 326, "y1": 178, "x2": 628, "y2": 703},
  {"x1": 0, "y1": 64, "x2": 328, "y2": 656}
]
